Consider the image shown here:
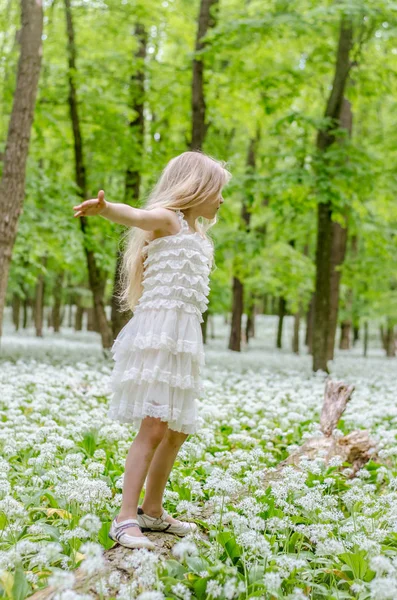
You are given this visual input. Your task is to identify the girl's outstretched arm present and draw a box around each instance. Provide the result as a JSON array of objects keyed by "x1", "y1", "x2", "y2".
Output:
[{"x1": 73, "y1": 190, "x2": 176, "y2": 232}]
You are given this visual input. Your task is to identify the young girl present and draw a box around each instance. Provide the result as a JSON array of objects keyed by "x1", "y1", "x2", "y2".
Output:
[{"x1": 73, "y1": 151, "x2": 231, "y2": 550}]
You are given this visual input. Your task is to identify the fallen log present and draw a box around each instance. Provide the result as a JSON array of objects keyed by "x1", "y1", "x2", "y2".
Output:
[{"x1": 27, "y1": 378, "x2": 380, "y2": 599}]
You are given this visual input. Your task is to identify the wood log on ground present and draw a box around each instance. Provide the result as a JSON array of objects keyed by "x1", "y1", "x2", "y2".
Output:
[{"x1": 27, "y1": 378, "x2": 380, "y2": 599}]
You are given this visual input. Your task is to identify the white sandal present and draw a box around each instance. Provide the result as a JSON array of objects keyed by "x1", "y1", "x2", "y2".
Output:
[
  {"x1": 137, "y1": 506, "x2": 198, "y2": 536},
  {"x1": 108, "y1": 516, "x2": 156, "y2": 550}
]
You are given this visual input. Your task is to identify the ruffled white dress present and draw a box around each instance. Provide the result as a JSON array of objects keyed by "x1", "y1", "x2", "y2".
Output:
[{"x1": 107, "y1": 209, "x2": 213, "y2": 435}]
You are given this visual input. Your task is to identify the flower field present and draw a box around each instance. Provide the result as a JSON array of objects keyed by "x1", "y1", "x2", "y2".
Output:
[{"x1": 0, "y1": 315, "x2": 397, "y2": 600}]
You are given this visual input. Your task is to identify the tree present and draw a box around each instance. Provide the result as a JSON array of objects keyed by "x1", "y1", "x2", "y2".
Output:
[
  {"x1": 312, "y1": 14, "x2": 354, "y2": 373},
  {"x1": 0, "y1": 0, "x2": 43, "y2": 341},
  {"x1": 63, "y1": 0, "x2": 113, "y2": 349}
]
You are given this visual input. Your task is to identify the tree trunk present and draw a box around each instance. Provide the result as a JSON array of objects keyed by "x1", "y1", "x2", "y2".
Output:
[
  {"x1": 276, "y1": 296, "x2": 286, "y2": 349},
  {"x1": 245, "y1": 298, "x2": 256, "y2": 343},
  {"x1": 292, "y1": 305, "x2": 302, "y2": 354},
  {"x1": 64, "y1": 0, "x2": 112, "y2": 350},
  {"x1": 326, "y1": 98, "x2": 352, "y2": 361},
  {"x1": 190, "y1": 0, "x2": 219, "y2": 150},
  {"x1": 52, "y1": 271, "x2": 64, "y2": 332},
  {"x1": 327, "y1": 219, "x2": 349, "y2": 359},
  {"x1": 228, "y1": 132, "x2": 259, "y2": 352},
  {"x1": 190, "y1": 0, "x2": 219, "y2": 341},
  {"x1": 68, "y1": 302, "x2": 73, "y2": 328},
  {"x1": 385, "y1": 320, "x2": 396, "y2": 357},
  {"x1": 305, "y1": 293, "x2": 314, "y2": 352},
  {"x1": 75, "y1": 305, "x2": 84, "y2": 331},
  {"x1": 0, "y1": 0, "x2": 43, "y2": 342},
  {"x1": 312, "y1": 16, "x2": 354, "y2": 372},
  {"x1": 87, "y1": 307, "x2": 95, "y2": 332},
  {"x1": 339, "y1": 234, "x2": 357, "y2": 350},
  {"x1": 339, "y1": 321, "x2": 351, "y2": 349},
  {"x1": 363, "y1": 320, "x2": 368, "y2": 357},
  {"x1": 22, "y1": 296, "x2": 28, "y2": 329},
  {"x1": 228, "y1": 276, "x2": 243, "y2": 351},
  {"x1": 111, "y1": 23, "x2": 146, "y2": 340},
  {"x1": 12, "y1": 293, "x2": 20, "y2": 330},
  {"x1": 34, "y1": 255, "x2": 47, "y2": 338},
  {"x1": 380, "y1": 325, "x2": 387, "y2": 351}
]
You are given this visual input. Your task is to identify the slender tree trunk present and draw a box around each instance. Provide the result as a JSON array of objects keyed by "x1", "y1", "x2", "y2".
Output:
[
  {"x1": 64, "y1": 0, "x2": 112, "y2": 349},
  {"x1": 228, "y1": 131, "x2": 259, "y2": 351},
  {"x1": 292, "y1": 305, "x2": 302, "y2": 354},
  {"x1": 312, "y1": 15, "x2": 354, "y2": 372},
  {"x1": 12, "y1": 293, "x2": 20, "y2": 331},
  {"x1": 363, "y1": 320, "x2": 368, "y2": 357},
  {"x1": 339, "y1": 321, "x2": 351, "y2": 349},
  {"x1": 326, "y1": 98, "x2": 352, "y2": 362},
  {"x1": 0, "y1": 0, "x2": 43, "y2": 342},
  {"x1": 202, "y1": 310, "x2": 210, "y2": 344},
  {"x1": 380, "y1": 325, "x2": 387, "y2": 350},
  {"x1": 190, "y1": 0, "x2": 219, "y2": 343},
  {"x1": 306, "y1": 293, "x2": 315, "y2": 353},
  {"x1": 340, "y1": 234, "x2": 357, "y2": 350},
  {"x1": 68, "y1": 302, "x2": 73, "y2": 328},
  {"x1": 75, "y1": 304, "x2": 84, "y2": 331},
  {"x1": 87, "y1": 307, "x2": 95, "y2": 332},
  {"x1": 228, "y1": 277, "x2": 243, "y2": 352},
  {"x1": 385, "y1": 320, "x2": 396, "y2": 357},
  {"x1": 245, "y1": 298, "x2": 256, "y2": 343},
  {"x1": 52, "y1": 271, "x2": 64, "y2": 332},
  {"x1": 276, "y1": 296, "x2": 287, "y2": 349},
  {"x1": 22, "y1": 295, "x2": 28, "y2": 329},
  {"x1": 111, "y1": 23, "x2": 147, "y2": 340},
  {"x1": 190, "y1": 0, "x2": 219, "y2": 151},
  {"x1": 35, "y1": 254, "x2": 47, "y2": 338},
  {"x1": 327, "y1": 219, "x2": 349, "y2": 359}
]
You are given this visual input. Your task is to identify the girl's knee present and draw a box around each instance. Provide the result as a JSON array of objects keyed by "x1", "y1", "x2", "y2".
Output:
[
  {"x1": 139, "y1": 417, "x2": 167, "y2": 447},
  {"x1": 166, "y1": 428, "x2": 189, "y2": 446}
]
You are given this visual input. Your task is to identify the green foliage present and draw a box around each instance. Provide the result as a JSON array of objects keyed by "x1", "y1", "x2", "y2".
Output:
[{"x1": 2, "y1": 0, "x2": 397, "y2": 326}]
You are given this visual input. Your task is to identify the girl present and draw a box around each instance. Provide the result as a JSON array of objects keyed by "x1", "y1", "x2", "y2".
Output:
[{"x1": 73, "y1": 151, "x2": 232, "y2": 550}]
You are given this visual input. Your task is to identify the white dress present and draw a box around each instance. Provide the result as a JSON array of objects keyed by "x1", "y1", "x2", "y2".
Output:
[{"x1": 107, "y1": 209, "x2": 213, "y2": 435}]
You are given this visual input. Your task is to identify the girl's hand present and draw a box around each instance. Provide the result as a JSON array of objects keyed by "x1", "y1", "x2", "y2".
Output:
[{"x1": 73, "y1": 190, "x2": 107, "y2": 217}]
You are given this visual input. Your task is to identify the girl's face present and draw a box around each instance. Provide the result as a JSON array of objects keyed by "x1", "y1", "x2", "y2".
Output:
[{"x1": 201, "y1": 192, "x2": 224, "y2": 220}]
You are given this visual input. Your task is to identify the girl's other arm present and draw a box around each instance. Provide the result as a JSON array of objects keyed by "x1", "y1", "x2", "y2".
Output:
[{"x1": 73, "y1": 190, "x2": 176, "y2": 232}]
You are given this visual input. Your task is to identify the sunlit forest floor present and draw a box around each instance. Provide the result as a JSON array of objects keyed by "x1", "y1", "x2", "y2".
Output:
[{"x1": 1, "y1": 312, "x2": 396, "y2": 599}]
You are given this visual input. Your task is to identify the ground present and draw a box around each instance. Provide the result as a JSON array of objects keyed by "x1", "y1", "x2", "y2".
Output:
[{"x1": 0, "y1": 312, "x2": 396, "y2": 599}]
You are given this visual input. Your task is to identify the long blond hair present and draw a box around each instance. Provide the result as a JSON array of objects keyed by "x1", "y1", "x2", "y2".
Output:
[{"x1": 117, "y1": 150, "x2": 232, "y2": 313}]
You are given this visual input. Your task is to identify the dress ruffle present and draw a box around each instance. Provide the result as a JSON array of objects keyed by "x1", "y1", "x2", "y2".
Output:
[
  {"x1": 137, "y1": 285, "x2": 209, "y2": 313},
  {"x1": 107, "y1": 379, "x2": 200, "y2": 435},
  {"x1": 143, "y1": 246, "x2": 209, "y2": 267},
  {"x1": 142, "y1": 271, "x2": 210, "y2": 295},
  {"x1": 110, "y1": 307, "x2": 205, "y2": 366},
  {"x1": 143, "y1": 258, "x2": 209, "y2": 276},
  {"x1": 133, "y1": 299, "x2": 204, "y2": 322},
  {"x1": 141, "y1": 229, "x2": 213, "y2": 259}
]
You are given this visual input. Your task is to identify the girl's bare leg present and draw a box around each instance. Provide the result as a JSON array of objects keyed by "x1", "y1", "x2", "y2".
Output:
[
  {"x1": 141, "y1": 427, "x2": 189, "y2": 522},
  {"x1": 116, "y1": 416, "x2": 168, "y2": 538}
]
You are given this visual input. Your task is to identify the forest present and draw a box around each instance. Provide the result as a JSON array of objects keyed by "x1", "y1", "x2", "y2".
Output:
[{"x1": 1, "y1": 0, "x2": 397, "y2": 599}]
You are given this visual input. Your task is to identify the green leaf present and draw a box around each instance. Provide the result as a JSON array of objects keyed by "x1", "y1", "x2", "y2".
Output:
[
  {"x1": 339, "y1": 551, "x2": 368, "y2": 580},
  {"x1": 98, "y1": 521, "x2": 114, "y2": 550},
  {"x1": 11, "y1": 566, "x2": 30, "y2": 600}
]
